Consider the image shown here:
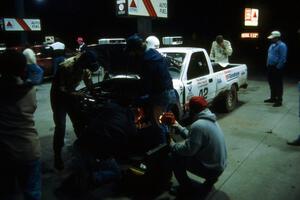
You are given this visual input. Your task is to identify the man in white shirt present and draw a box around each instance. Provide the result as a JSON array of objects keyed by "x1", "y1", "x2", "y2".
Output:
[
  {"x1": 23, "y1": 45, "x2": 44, "y2": 85},
  {"x1": 23, "y1": 47, "x2": 37, "y2": 65},
  {"x1": 49, "y1": 38, "x2": 66, "y2": 75},
  {"x1": 210, "y1": 35, "x2": 233, "y2": 63}
]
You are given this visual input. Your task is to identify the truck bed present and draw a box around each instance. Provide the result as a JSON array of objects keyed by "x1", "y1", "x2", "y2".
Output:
[{"x1": 212, "y1": 63, "x2": 245, "y2": 72}]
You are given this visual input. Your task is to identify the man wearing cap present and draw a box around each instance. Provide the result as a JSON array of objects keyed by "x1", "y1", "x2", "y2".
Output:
[
  {"x1": 145, "y1": 35, "x2": 160, "y2": 50},
  {"x1": 50, "y1": 50, "x2": 100, "y2": 170},
  {"x1": 169, "y1": 96, "x2": 227, "y2": 196},
  {"x1": 126, "y1": 34, "x2": 177, "y2": 144},
  {"x1": 76, "y1": 37, "x2": 87, "y2": 53},
  {"x1": 264, "y1": 30, "x2": 288, "y2": 107}
]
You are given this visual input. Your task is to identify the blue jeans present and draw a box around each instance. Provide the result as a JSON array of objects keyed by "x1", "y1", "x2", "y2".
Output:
[
  {"x1": 26, "y1": 64, "x2": 44, "y2": 85},
  {"x1": 71, "y1": 140, "x2": 122, "y2": 185},
  {"x1": 0, "y1": 159, "x2": 41, "y2": 200}
]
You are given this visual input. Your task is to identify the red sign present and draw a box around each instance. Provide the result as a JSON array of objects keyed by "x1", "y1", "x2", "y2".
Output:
[{"x1": 130, "y1": 0, "x2": 137, "y2": 8}]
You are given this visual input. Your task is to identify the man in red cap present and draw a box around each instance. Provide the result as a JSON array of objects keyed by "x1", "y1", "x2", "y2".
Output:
[
  {"x1": 169, "y1": 96, "x2": 227, "y2": 197},
  {"x1": 76, "y1": 37, "x2": 87, "y2": 52}
]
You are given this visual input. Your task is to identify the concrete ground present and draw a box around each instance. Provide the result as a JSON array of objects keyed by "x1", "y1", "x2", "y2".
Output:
[{"x1": 35, "y1": 75, "x2": 300, "y2": 200}]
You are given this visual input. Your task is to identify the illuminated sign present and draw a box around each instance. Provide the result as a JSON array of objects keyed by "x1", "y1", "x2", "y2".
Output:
[
  {"x1": 244, "y1": 8, "x2": 259, "y2": 26},
  {"x1": 2, "y1": 18, "x2": 41, "y2": 31},
  {"x1": 241, "y1": 32, "x2": 259, "y2": 39},
  {"x1": 116, "y1": 0, "x2": 168, "y2": 18}
]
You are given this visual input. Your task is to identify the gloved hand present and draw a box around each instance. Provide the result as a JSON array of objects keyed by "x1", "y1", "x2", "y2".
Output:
[{"x1": 160, "y1": 112, "x2": 176, "y2": 125}]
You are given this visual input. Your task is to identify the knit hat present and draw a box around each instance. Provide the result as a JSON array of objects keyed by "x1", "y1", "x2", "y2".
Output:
[
  {"x1": 126, "y1": 34, "x2": 144, "y2": 51},
  {"x1": 189, "y1": 96, "x2": 208, "y2": 113}
]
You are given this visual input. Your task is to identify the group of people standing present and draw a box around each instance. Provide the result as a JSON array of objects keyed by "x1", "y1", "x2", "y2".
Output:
[{"x1": 1, "y1": 29, "x2": 297, "y2": 200}]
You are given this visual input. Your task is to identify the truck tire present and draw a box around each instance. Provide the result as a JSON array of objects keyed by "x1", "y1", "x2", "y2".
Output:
[{"x1": 223, "y1": 85, "x2": 238, "y2": 112}]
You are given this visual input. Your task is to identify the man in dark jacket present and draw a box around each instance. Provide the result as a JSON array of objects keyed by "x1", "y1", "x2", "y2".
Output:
[
  {"x1": 126, "y1": 34, "x2": 177, "y2": 143},
  {"x1": 169, "y1": 96, "x2": 227, "y2": 196},
  {"x1": 50, "y1": 50, "x2": 100, "y2": 170}
]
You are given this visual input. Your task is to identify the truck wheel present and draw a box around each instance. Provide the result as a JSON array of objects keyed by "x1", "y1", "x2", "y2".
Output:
[{"x1": 223, "y1": 85, "x2": 238, "y2": 112}]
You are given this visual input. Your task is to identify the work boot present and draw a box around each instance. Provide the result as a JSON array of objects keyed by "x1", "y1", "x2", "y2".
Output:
[
  {"x1": 287, "y1": 139, "x2": 300, "y2": 146},
  {"x1": 272, "y1": 102, "x2": 282, "y2": 107},
  {"x1": 264, "y1": 98, "x2": 276, "y2": 103}
]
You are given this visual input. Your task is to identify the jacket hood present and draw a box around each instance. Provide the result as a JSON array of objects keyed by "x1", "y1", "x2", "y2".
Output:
[
  {"x1": 144, "y1": 48, "x2": 163, "y2": 62},
  {"x1": 0, "y1": 76, "x2": 32, "y2": 103},
  {"x1": 195, "y1": 108, "x2": 217, "y2": 122}
]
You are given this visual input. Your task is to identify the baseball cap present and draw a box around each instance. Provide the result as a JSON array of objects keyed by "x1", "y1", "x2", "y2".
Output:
[
  {"x1": 267, "y1": 31, "x2": 281, "y2": 39},
  {"x1": 146, "y1": 35, "x2": 160, "y2": 49},
  {"x1": 189, "y1": 96, "x2": 208, "y2": 113},
  {"x1": 126, "y1": 34, "x2": 144, "y2": 51},
  {"x1": 82, "y1": 50, "x2": 100, "y2": 72},
  {"x1": 77, "y1": 37, "x2": 84, "y2": 42}
]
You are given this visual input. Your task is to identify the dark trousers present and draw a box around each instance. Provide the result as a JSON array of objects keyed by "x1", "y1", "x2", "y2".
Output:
[
  {"x1": 170, "y1": 153, "x2": 222, "y2": 187},
  {"x1": 52, "y1": 56, "x2": 65, "y2": 75},
  {"x1": 267, "y1": 66, "x2": 283, "y2": 102},
  {"x1": 50, "y1": 88, "x2": 84, "y2": 155},
  {"x1": 0, "y1": 159, "x2": 41, "y2": 200}
]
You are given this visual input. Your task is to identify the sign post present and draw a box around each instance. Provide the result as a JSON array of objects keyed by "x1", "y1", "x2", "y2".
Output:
[{"x1": 15, "y1": 0, "x2": 27, "y2": 45}]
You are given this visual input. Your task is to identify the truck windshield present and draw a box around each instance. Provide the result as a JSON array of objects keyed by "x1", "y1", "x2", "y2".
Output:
[{"x1": 161, "y1": 52, "x2": 185, "y2": 79}]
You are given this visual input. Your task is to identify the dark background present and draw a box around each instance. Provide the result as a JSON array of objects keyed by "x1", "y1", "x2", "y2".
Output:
[{"x1": 0, "y1": 0, "x2": 299, "y2": 77}]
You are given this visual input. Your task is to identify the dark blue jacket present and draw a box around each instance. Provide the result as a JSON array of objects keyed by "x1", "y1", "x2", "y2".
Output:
[
  {"x1": 141, "y1": 48, "x2": 173, "y2": 95},
  {"x1": 26, "y1": 64, "x2": 44, "y2": 85}
]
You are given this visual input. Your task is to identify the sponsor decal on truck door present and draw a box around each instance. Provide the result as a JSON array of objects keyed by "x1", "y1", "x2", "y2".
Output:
[{"x1": 183, "y1": 52, "x2": 215, "y2": 102}]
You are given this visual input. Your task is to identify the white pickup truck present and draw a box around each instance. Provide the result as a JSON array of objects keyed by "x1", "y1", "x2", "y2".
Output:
[{"x1": 157, "y1": 47, "x2": 248, "y2": 118}]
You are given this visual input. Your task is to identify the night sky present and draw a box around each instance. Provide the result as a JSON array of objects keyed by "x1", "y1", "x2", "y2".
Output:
[{"x1": 0, "y1": 0, "x2": 299, "y2": 76}]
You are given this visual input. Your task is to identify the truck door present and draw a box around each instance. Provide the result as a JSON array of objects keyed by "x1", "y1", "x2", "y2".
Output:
[{"x1": 183, "y1": 51, "x2": 215, "y2": 103}]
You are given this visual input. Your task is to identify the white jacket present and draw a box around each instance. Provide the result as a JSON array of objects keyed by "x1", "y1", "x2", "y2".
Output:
[
  {"x1": 210, "y1": 40, "x2": 233, "y2": 63},
  {"x1": 23, "y1": 48, "x2": 37, "y2": 65}
]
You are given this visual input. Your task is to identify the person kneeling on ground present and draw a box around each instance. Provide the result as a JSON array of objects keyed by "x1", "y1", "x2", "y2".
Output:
[
  {"x1": 169, "y1": 96, "x2": 227, "y2": 196},
  {"x1": 56, "y1": 97, "x2": 139, "y2": 195}
]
